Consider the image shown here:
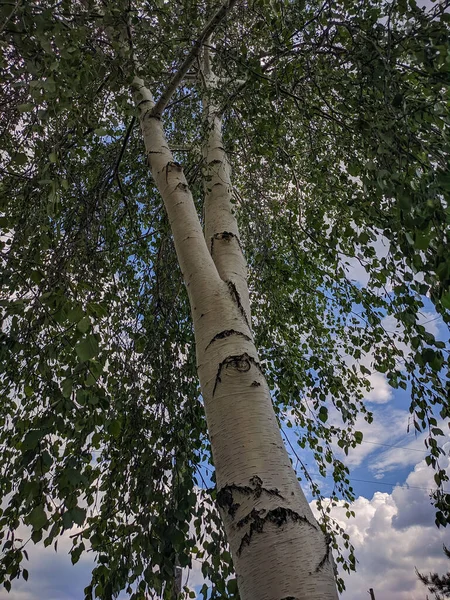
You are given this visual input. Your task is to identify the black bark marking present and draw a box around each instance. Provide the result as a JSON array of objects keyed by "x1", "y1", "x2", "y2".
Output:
[
  {"x1": 251, "y1": 380, "x2": 260, "y2": 387},
  {"x1": 176, "y1": 182, "x2": 189, "y2": 192},
  {"x1": 315, "y1": 546, "x2": 330, "y2": 573},
  {"x1": 217, "y1": 485, "x2": 251, "y2": 518},
  {"x1": 217, "y1": 478, "x2": 283, "y2": 520},
  {"x1": 205, "y1": 329, "x2": 252, "y2": 350},
  {"x1": 165, "y1": 161, "x2": 183, "y2": 183},
  {"x1": 315, "y1": 535, "x2": 332, "y2": 573},
  {"x1": 226, "y1": 280, "x2": 251, "y2": 330},
  {"x1": 210, "y1": 231, "x2": 243, "y2": 255},
  {"x1": 280, "y1": 597, "x2": 299, "y2": 600},
  {"x1": 207, "y1": 159, "x2": 222, "y2": 166},
  {"x1": 249, "y1": 475, "x2": 282, "y2": 499},
  {"x1": 237, "y1": 507, "x2": 318, "y2": 555},
  {"x1": 212, "y1": 352, "x2": 262, "y2": 396}
]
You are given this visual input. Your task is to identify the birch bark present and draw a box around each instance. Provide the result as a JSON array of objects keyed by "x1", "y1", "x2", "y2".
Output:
[{"x1": 132, "y1": 70, "x2": 339, "y2": 599}]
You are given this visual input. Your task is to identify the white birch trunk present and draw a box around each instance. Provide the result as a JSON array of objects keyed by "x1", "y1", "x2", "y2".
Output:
[{"x1": 133, "y1": 76, "x2": 339, "y2": 600}]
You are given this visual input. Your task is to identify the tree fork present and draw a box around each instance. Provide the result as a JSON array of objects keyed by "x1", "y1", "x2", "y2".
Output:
[{"x1": 130, "y1": 15, "x2": 338, "y2": 600}]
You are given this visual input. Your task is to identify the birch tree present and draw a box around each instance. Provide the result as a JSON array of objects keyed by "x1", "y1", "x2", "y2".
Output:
[{"x1": 0, "y1": 0, "x2": 449, "y2": 599}]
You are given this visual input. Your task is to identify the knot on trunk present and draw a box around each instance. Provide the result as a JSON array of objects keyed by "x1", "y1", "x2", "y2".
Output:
[
  {"x1": 228, "y1": 353, "x2": 252, "y2": 372},
  {"x1": 210, "y1": 232, "x2": 243, "y2": 255},
  {"x1": 215, "y1": 231, "x2": 235, "y2": 242},
  {"x1": 212, "y1": 352, "x2": 262, "y2": 395}
]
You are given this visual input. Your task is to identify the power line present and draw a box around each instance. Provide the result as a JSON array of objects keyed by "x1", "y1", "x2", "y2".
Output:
[
  {"x1": 294, "y1": 425, "x2": 431, "y2": 454},
  {"x1": 356, "y1": 439, "x2": 427, "y2": 453},
  {"x1": 347, "y1": 476, "x2": 448, "y2": 494}
]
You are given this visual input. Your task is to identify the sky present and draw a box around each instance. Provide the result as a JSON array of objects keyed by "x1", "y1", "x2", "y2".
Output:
[{"x1": 1, "y1": 244, "x2": 449, "y2": 600}]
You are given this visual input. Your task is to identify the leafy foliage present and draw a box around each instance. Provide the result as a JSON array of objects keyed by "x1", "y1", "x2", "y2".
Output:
[
  {"x1": 417, "y1": 545, "x2": 450, "y2": 600},
  {"x1": 0, "y1": 0, "x2": 449, "y2": 598}
]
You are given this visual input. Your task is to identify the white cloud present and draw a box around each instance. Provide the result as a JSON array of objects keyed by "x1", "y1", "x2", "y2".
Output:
[
  {"x1": 312, "y1": 447, "x2": 450, "y2": 600},
  {"x1": 371, "y1": 421, "x2": 449, "y2": 478},
  {"x1": 330, "y1": 406, "x2": 416, "y2": 468},
  {"x1": 2, "y1": 458, "x2": 449, "y2": 600},
  {"x1": 364, "y1": 371, "x2": 392, "y2": 404},
  {"x1": 0, "y1": 526, "x2": 94, "y2": 600}
]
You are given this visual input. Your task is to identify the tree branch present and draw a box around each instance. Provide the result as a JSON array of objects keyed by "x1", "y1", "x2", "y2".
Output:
[{"x1": 152, "y1": 0, "x2": 239, "y2": 118}]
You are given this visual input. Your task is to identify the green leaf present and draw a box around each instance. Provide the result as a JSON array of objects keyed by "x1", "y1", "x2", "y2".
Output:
[
  {"x1": 70, "y1": 506, "x2": 86, "y2": 527},
  {"x1": 68, "y1": 306, "x2": 84, "y2": 323},
  {"x1": 431, "y1": 428, "x2": 444, "y2": 436},
  {"x1": 108, "y1": 419, "x2": 121, "y2": 438},
  {"x1": 354, "y1": 431, "x2": 363, "y2": 444},
  {"x1": 22, "y1": 430, "x2": 44, "y2": 451},
  {"x1": 75, "y1": 335, "x2": 99, "y2": 362},
  {"x1": 18, "y1": 103, "x2": 33, "y2": 113},
  {"x1": 28, "y1": 505, "x2": 47, "y2": 531},
  {"x1": 77, "y1": 316, "x2": 91, "y2": 333},
  {"x1": 14, "y1": 153, "x2": 28, "y2": 165},
  {"x1": 227, "y1": 578, "x2": 238, "y2": 594},
  {"x1": 62, "y1": 511, "x2": 73, "y2": 530},
  {"x1": 318, "y1": 406, "x2": 328, "y2": 423},
  {"x1": 61, "y1": 378, "x2": 73, "y2": 398},
  {"x1": 71, "y1": 543, "x2": 85, "y2": 565},
  {"x1": 441, "y1": 292, "x2": 450, "y2": 310}
]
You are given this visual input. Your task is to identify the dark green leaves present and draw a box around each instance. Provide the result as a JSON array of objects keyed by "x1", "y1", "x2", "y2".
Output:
[
  {"x1": 354, "y1": 431, "x2": 363, "y2": 444},
  {"x1": 27, "y1": 505, "x2": 47, "y2": 531},
  {"x1": 62, "y1": 507, "x2": 86, "y2": 530},
  {"x1": 318, "y1": 406, "x2": 328, "y2": 423},
  {"x1": 75, "y1": 335, "x2": 99, "y2": 362}
]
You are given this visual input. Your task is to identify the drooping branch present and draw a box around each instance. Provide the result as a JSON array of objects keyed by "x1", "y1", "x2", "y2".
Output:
[{"x1": 152, "y1": 0, "x2": 240, "y2": 118}]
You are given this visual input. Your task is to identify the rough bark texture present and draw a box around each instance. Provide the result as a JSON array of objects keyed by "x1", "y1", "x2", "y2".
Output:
[{"x1": 133, "y1": 74, "x2": 339, "y2": 600}]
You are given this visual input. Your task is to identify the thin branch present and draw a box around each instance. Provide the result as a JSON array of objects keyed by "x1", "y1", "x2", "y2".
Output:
[
  {"x1": 112, "y1": 115, "x2": 136, "y2": 180},
  {"x1": 152, "y1": 0, "x2": 239, "y2": 118}
]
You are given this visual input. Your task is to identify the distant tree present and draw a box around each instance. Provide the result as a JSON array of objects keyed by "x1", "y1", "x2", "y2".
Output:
[{"x1": 417, "y1": 545, "x2": 450, "y2": 600}]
